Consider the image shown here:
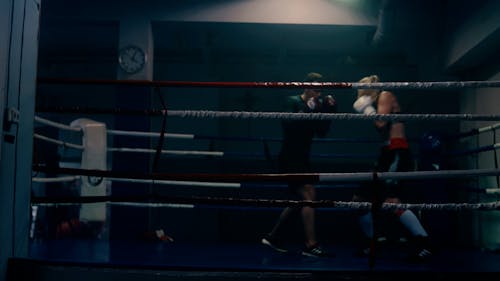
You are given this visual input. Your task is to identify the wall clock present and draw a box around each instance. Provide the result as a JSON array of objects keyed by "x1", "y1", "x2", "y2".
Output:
[{"x1": 118, "y1": 45, "x2": 147, "y2": 74}]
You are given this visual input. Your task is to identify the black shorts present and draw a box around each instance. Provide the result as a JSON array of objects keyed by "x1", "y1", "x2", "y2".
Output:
[
  {"x1": 278, "y1": 157, "x2": 311, "y2": 197},
  {"x1": 354, "y1": 146, "x2": 414, "y2": 200}
]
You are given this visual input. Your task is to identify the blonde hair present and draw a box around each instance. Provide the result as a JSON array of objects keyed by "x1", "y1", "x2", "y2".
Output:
[{"x1": 357, "y1": 74, "x2": 381, "y2": 99}]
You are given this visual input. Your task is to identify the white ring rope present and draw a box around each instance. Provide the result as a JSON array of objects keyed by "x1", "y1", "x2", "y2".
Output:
[
  {"x1": 107, "y1": 147, "x2": 223, "y2": 157},
  {"x1": 34, "y1": 132, "x2": 222, "y2": 157},
  {"x1": 35, "y1": 115, "x2": 500, "y2": 144},
  {"x1": 485, "y1": 188, "x2": 500, "y2": 194},
  {"x1": 32, "y1": 165, "x2": 500, "y2": 182},
  {"x1": 107, "y1": 129, "x2": 195, "y2": 139},
  {"x1": 167, "y1": 111, "x2": 500, "y2": 121},
  {"x1": 350, "y1": 80, "x2": 500, "y2": 90},
  {"x1": 34, "y1": 117, "x2": 222, "y2": 156},
  {"x1": 316, "y1": 168, "x2": 500, "y2": 182},
  {"x1": 374, "y1": 168, "x2": 500, "y2": 181},
  {"x1": 31, "y1": 200, "x2": 500, "y2": 211},
  {"x1": 38, "y1": 129, "x2": 500, "y2": 159},
  {"x1": 108, "y1": 177, "x2": 240, "y2": 188},
  {"x1": 32, "y1": 174, "x2": 240, "y2": 188},
  {"x1": 477, "y1": 123, "x2": 500, "y2": 133},
  {"x1": 34, "y1": 133, "x2": 84, "y2": 150},
  {"x1": 110, "y1": 202, "x2": 195, "y2": 208},
  {"x1": 35, "y1": 116, "x2": 82, "y2": 132},
  {"x1": 32, "y1": 175, "x2": 80, "y2": 183},
  {"x1": 100, "y1": 122, "x2": 500, "y2": 140},
  {"x1": 35, "y1": 117, "x2": 197, "y2": 139},
  {"x1": 34, "y1": 111, "x2": 500, "y2": 123}
]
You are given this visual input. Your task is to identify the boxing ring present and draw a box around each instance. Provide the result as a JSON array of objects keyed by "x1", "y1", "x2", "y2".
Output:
[{"x1": 7, "y1": 77, "x2": 500, "y2": 281}]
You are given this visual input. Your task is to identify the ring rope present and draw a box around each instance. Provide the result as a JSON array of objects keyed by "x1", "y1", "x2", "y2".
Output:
[
  {"x1": 465, "y1": 186, "x2": 500, "y2": 194},
  {"x1": 34, "y1": 131, "x2": 225, "y2": 157},
  {"x1": 34, "y1": 175, "x2": 477, "y2": 191},
  {"x1": 168, "y1": 111, "x2": 500, "y2": 122},
  {"x1": 226, "y1": 152, "x2": 377, "y2": 159},
  {"x1": 32, "y1": 175, "x2": 79, "y2": 183},
  {"x1": 34, "y1": 116, "x2": 81, "y2": 132},
  {"x1": 34, "y1": 116, "x2": 379, "y2": 160},
  {"x1": 31, "y1": 174, "x2": 241, "y2": 188},
  {"x1": 35, "y1": 112, "x2": 500, "y2": 144},
  {"x1": 349, "y1": 81, "x2": 500, "y2": 90},
  {"x1": 32, "y1": 176, "x2": 496, "y2": 194},
  {"x1": 448, "y1": 143, "x2": 500, "y2": 157},
  {"x1": 34, "y1": 108, "x2": 500, "y2": 121},
  {"x1": 485, "y1": 188, "x2": 500, "y2": 194},
  {"x1": 37, "y1": 77, "x2": 500, "y2": 90},
  {"x1": 32, "y1": 128, "x2": 375, "y2": 159},
  {"x1": 30, "y1": 195, "x2": 500, "y2": 211},
  {"x1": 478, "y1": 123, "x2": 500, "y2": 133},
  {"x1": 34, "y1": 116, "x2": 500, "y2": 161},
  {"x1": 108, "y1": 128, "x2": 385, "y2": 143},
  {"x1": 34, "y1": 114, "x2": 500, "y2": 143},
  {"x1": 32, "y1": 165, "x2": 500, "y2": 183},
  {"x1": 446, "y1": 122, "x2": 500, "y2": 139},
  {"x1": 36, "y1": 114, "x2": 385, "y2": 143},
  {"x1": 33, "y1": 124, "x2": 491, "y2": 159},
  {"x1": 492, "y1": 130, "x2": 500, "y2": 189},
  {"x1": 33, "y1": 131, "x2": 377, "y2": 159},
  {"x1": 107, "y1": 129, "x2": 195, "y2": 139},
  {"x1": 106, "y1": 147, "x2": 223, "y2": 157},
  {"x1": 34, "y1": 116, "x2": 500, "y2": 158},
  {"x1": 109, "y1": 177, "x2": 241, "y2": 188},
  {"x1": 440, "y1": 122, "x2": 500, "y2": 142},
  {"x1": 35, "y1": 116, "x2": 195, "y2": 139},
  {"x1": 34, "y1": 133, "x2": 84, "y2": 150}
]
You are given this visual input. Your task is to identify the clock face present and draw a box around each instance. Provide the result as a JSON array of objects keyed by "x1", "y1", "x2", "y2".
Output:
[{"x1": 118, "y1": 45, "x2": 146, "y2": 74}]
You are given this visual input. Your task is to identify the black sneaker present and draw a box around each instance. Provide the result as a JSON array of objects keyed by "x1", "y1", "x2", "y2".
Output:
[
  {"x1": 408, "y1": 235, "x2": 433, "y2": 262},
  {"x1": 354, "y1": 237, "x2": 378, "y2": 257},
  {"x1": 355, "y1": 246, "x2": 372, "y2": 257},
  {"x1": 409, "y1": 247, "x2": 433, "y2": 262},
  {"x1": 261, "y1": 235, "x2": 288, "y2": 253},
  {"x1": 302, "y1": 244, "x2": 329, "y2": 258}
]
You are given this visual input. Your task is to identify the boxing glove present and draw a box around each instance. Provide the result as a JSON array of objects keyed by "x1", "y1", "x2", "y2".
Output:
[
  {"x1": 322, "y1": 95, "x2": 337, "y2": 112},
  {"x1": 306, "y1": 97, "x2": 318, "y2": 110},
  {"x1": 353, "y1": 95, "x2": 376, "y2": 115}
]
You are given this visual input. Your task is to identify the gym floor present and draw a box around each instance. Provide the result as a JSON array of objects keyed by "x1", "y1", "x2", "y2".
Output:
[{"x1": 7, "y1": 238, "x2": 500, "y2": 281}]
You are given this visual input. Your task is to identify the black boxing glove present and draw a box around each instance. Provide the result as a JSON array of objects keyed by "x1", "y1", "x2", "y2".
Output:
[{"x1": 322, "y1": 95, "x2": 337, "y2": 113}]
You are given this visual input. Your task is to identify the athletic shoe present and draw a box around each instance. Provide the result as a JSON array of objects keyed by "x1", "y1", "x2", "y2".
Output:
[
  {"x1": 354, "y1": 237, "x2": 378, "y2": 257},
  {"x1": 261, "y1": 235, "x2": 288, "y2": 253},
  {"x1": 408, "y1": 235, "x2": 433, "y2": 262},
  {"x1": 355, "y1": 246, "x2": 372, "y2": 257},
  {"x1": 409, "y1": 247, "x2": 433, "y2": 262},
  {"x1": 302, "y1": 244, "x2": 329, "y2": 258}
]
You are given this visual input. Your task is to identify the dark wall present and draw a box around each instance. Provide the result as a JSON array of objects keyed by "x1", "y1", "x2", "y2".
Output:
[{"x1": 35, "y1": 17, "x2": 464, "y2": 247}]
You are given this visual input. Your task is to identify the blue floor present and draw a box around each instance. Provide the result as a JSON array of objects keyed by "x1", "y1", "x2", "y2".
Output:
[{"x1": 27, "y1": 239, "x2": 500, "y2": 273}]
